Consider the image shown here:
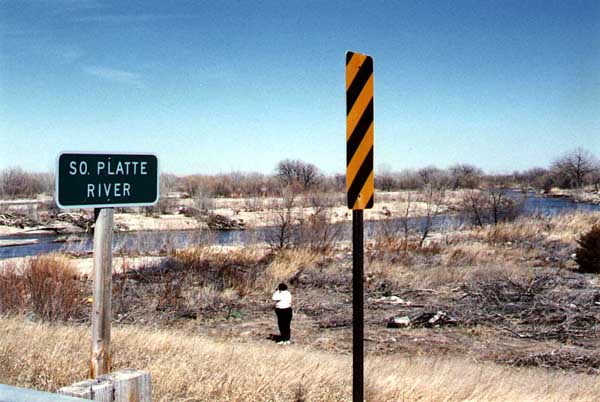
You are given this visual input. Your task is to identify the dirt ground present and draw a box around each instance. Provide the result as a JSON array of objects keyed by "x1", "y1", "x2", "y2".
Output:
[
  {"x1": 180, "y1": 269, "x2": 600, "y2": 374},
  {"x1": 62, "y1": 236, "x2": 598, "y2": 376}
]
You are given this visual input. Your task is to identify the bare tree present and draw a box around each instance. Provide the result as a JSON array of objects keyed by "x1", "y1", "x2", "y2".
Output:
[
  {"x1": 449, "y1": 164, "x2": 483, "y2": 189},
  {"x1": 418, "y1": 184, "x2": 445, "y2": 247},
  {"x1": 376, "y1": 164, "x2": 396, "y2": 191},
  {"x1": 276, "y1": 159, "x2": 321, "y2": 191},
  {"x1": 266, "y1": 191, "x2": 298, "y2": 250},
  {"x1": 0, "y1": 168, "x2": 52, "y2": 199},
  {"x1": 399, "y1": 191, "x2": 413, "y2": 243},
  {"x1": 460, "y1": 186, "x2": 524, "y2": 226},
  {"x1": 375, "y1": 191, "x2": 413, "y2": 250},
  {"x1": 298, "y1": 192, "x2": 342, "y2": 252},
  {"x1": 551, "y1": 148, "x2": 598, "y2": 188}
]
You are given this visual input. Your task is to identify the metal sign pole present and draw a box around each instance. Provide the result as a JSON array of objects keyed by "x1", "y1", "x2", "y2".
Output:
[
  {"x1": 352, "y1": 209, "x2": 364, "y2": 402},
  {"x1": 90, "y1": 207, "x2": 114, "y2": 378},
  {"x1": 346, "y1": 50, "x2": 374, "y2": 402}
]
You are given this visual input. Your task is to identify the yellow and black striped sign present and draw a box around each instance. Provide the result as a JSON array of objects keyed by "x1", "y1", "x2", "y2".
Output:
[{"x1": 346, "y1": 51, "x2": 374, "y2": 210}]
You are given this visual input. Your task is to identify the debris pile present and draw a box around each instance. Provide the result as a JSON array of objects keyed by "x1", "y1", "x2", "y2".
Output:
[
  {"x1": 505, "y1": 349, "x2": 600, "y2": 374},
  {"x1": 459, "y1": 273, "x2": 600, "y2": 343},
  {"x1": 0, "y1": 213, "x2": 38, "y2": 228},
  {"x1": 54, "y1": 213, "x2": 95, "y2": 232},
  {"x1": 205, "y1": 213, "x2": 245, "y2": 230},
  {"x1": 387, "y1": 310, "x2": 457, "y2": 328}
]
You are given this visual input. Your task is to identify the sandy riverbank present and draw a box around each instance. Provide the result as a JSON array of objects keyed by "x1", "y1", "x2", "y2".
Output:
[{"x1": 0, "y1": 191, "x2": 450, "y2": 236}]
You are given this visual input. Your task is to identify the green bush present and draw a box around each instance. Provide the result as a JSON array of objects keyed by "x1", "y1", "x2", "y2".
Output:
[{"x1": 575, "y1": 225, "x2": 600, "y2": 274}]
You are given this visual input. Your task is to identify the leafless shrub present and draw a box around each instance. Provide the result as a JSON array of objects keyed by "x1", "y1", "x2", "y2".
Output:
[
  {"x1": 112, "y1": 260, "x2": 134, "y2": 317},
  {"x1": 417, "y1": 166, "x2": 450, "y2": 188},
  {"x1": 180, "y1": 172, "x2": 278, "y2": 197},
  {"x1": 156, "y1": 270, "x2": 185, "y2": 311},
  {"x1": 417, "y1": 184, "x2": 446, "y2": 247},
  {"x1": 194, "y1": 190, "x2": 215, "y2": 212},
  {"x1": 143, "y1": 177, "x2": 174, "y2": 216},
  {"x1": 374, "y1": 185, "x2": 445, "y2": 250},
  {"x1": 266, "y1": 191, "x2": 300, "y2": 250},
  {"x1": 395, "y1": 169, "x2": 422, "y2": 190},
  {"x1": 276, "y1": 159, "x2": 321, "y2": 191},
  {"x1": 550, "y1": 148, "x2": 598, "y2": 188},
  {"x1": 376, "y1": 164, "x2": 397, "y2": 191},
  {"x1": 575, "y1": 225, "x2": 600, "y2": 274},
  {"x1": 0, "y1": 167, "x2": 53, "y2": 198},
  {"x1": 449, "y1": 164, "x2": 483, "y2": 189},
  {"x1": 24, "y1": 255, "x2": 81, "y2": 321},
  {"x1": 244, "y1": 196, "x2": 264, "y2": 212},
  {"x1": 298, "y1": 210, "x2": 341, "y2": 253},
  {"x1": 375, "y1": 192, "x2": 414, "y2": 249},
  {"x1": 460, "y1": 187, "x2": 524, "y2": 226},
  {"x1": 143, "y1": 197, "x2": 173, "y2": 216},
  {"x1": 0, "y1": 262, "x2": 27, "y2": 314}
]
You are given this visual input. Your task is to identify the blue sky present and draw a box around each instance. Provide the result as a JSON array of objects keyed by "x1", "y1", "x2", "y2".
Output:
[{"x1": 1, "y1": 0, "x2": 599, "y2": 175}]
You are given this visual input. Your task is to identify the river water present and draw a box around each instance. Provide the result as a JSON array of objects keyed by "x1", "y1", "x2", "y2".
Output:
[{"x1": 1, "y1": 192, "x2": 599, "y2": 260}]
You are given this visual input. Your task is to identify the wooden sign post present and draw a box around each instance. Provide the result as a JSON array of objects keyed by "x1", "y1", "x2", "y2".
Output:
[
  {"x1": 90, "y1": 207, "x2": 114, "y2": 377},
  {"x1": 346, "y1": 51, "x2": 374, "y2": 402},
  {"x1": 56, "y1": 152, "x2": 159, "y2": 378}
]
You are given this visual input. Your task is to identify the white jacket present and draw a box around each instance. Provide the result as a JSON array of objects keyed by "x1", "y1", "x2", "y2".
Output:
[{"x1": 272, "y1": 290, "x2": 292, "y2": 309}]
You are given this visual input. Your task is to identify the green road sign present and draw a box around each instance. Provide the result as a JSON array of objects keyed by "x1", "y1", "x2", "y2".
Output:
[{"x1": 56, "y1": 152, "x2": 159, "y2": 209}]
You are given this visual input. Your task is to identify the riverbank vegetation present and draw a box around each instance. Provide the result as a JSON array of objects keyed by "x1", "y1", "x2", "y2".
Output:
[
  {"x1": 1, "y1": 148, "x2": 598, "y2": 201},
  {"x1": 1, "y1": 148, "x2": 598, "y2": 240},
  {"x1": 1, "y1": 211, "x2": 599, "y2": 401}
]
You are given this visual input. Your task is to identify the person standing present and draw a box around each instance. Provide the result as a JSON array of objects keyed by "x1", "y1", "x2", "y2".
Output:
[{"x1": 272, "y1": 283, "x2": 293, "y2": 345}]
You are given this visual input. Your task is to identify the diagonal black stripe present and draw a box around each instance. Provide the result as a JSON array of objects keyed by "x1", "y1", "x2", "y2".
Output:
[
  {"x1": 346, "y1": 51, "x2": 354, "y2": 65},
  {"x1": 347, "y1": 147, "x2": 373, "y2": 208},
  {"x1": 346, "y1": 56, "x2": 372, "y2": 114},
  {"x1": 346, "y1": 98, "x2": 373, "y2": 165},
  {"x1": 366, "y1": 193, "x2": 374, "y2": 208}
]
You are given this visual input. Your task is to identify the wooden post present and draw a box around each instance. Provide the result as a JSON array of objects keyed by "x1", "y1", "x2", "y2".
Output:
[
  {"x1": 101, "y1": 369, "x2": 152, "y2": 402},
  {"x1": 58, "y1": 369, "x2": 152, "y2": 402},
  {"x1": 90, "y1": 208, "x2": 114, "y2": 378},
  {"x1": 58, "y1": 378, "x2": 113, "y2": 401}
]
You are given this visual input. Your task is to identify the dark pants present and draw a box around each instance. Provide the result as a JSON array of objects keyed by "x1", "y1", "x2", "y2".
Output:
[{"x1": 275, "y1": 307, "x2": 293, "y2": 341}]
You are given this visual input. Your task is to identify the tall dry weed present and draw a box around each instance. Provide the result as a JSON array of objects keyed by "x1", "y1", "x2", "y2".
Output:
[
  {"x1": 24, "y1": 254, "x2": 81, "y2": 321},
  {"x1": 0, "y1": 255, "x2": 81, "y2": 320},
  {"x1": 259, "y1": 249, "x2": 320, "y2": 291},
  {"x1": 1, "y1": 317, "x2": 599, "y2": 401},
  {"x1": 0, "y1": 262, "x2": 27, "y2": 314}
]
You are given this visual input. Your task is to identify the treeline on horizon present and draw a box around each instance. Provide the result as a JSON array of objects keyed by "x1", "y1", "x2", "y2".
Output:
[{"x1": 1, "y1": 148, "x2": 598, "y2": 200}]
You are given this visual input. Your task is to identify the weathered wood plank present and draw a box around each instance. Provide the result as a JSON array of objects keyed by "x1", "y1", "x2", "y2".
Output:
[
  {"x1": 58, "y1": 369, "x2": 151, "y2": 402},
  {"x1": 99, "y1": 369, "x2": 151, "y2": 402},
  {"x1": 57, "y1": 378, "x2": 112, "y2": 402}
]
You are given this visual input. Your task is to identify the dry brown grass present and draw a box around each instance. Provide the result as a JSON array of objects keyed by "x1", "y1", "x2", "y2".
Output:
[
  {"x1": 366, "y1": 212, "x2": 600, "y2": 288},
  {"x1": 0, "y1": 261, "x2": 26, "y2": 313},
  {"x1": 365, "y1": 237, "x2": 533, "y2": 289},
  {"x1": 468, "y1": 212, "x2": 600, "y2": 245},
  {"x1": 367, "y1": 257, "x2": 530, "y2": 289},
  {"x1": 172, "y1": 246, "x2": 321, "y2": 293},
  {"x1": 1, "y1": 317, "x2": 598, "y2": 401},
  {"x1": 260, "y1": 249, "x2": 321, "y2": 291},
  {"x1": 170, "y1": 245, "x2": 268, "y2": 297}
]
